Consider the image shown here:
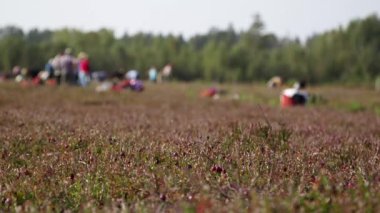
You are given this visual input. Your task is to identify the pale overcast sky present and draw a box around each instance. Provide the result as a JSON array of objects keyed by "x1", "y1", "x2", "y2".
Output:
[{"x1": 0, "y1": 0, "x2": 379, "y2": 40}]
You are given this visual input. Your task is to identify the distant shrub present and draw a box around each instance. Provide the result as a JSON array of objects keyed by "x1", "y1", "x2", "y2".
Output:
[
  {"x1": 374, "y1": 106, "x2": 380, "y2": 116},
  {"x1": 347, "y1": 101, "x2": 366, "y2": 112},
  {"x1": 375, "y1": 76, "x2": 380, "y2": 91}
]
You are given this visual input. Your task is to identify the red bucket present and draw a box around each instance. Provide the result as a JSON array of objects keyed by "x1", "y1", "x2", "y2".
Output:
[{"x1": 280, "y1": 95, "x2": 294, "y2": 107}]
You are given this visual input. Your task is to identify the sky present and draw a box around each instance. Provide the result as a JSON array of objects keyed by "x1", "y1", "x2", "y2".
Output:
[{"x1": 0, "y1": 0, "x2": 379, "y2": 40}]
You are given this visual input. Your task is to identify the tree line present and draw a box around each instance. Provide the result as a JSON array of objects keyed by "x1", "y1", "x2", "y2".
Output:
[{"x1": 0, "y1": 14, "x2": 379, "y2": 84}]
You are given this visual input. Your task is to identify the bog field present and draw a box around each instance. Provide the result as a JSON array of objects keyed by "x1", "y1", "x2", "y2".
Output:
[{"x1": 0, "y1": 82, "x2": 379, "y2": 212}]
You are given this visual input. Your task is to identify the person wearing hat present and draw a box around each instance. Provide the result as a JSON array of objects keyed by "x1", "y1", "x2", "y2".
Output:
[{"x1": 78, "y1": 52, "x2": 90, "y2": 87}]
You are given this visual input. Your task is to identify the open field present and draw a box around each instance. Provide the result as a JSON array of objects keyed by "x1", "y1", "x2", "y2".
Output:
[{"x1": 0, "y1": 82, "x2": 379, "y2": 212}]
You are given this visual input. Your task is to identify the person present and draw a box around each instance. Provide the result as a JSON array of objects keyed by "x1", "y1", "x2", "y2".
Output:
[
  {"x1": 148, "y1": 66, "x2": 158, "y2": 82},
  {"x1": 60, "y1": 48, "x2": 75, "y2": 85},
  {"x1": 129, "y1": 79, "x2": 144, "y2": 92},
  {"x1": 162, "y1": 64, "x2": 172, "y2": 76},
  {"x1": 200, "y1": 87, "x2": 218, "y2": 98},
  {"x1": 111, "y1": 78, "x2": 144, "y2": 92},
  {"x1": 91, "y1": 71, "x2": 108, "y2": 82},
  {"x1": 12, "y1": 66, "x2": 21, "y2": 77},
  {"x1": 15, "y1": 68, "x2": 30, "y2": 86},
  {"x1": 158, "y1": 64, "x2": 172, "y2": 83},
  {"x1": 44, "y1": 59, "x2": 55, "y2": 78},
  {"x1": 52, "y1": 53, "x2": 62, "y2": 84},
  {"x1": 267, "y1": 76, "x2": 283, "y2": 88},
  {"x1": 77, "y1": 52, "x2": 90, "y2": 87},
  {"x1": 112, "y1": 79, "x2": 130, "y2": 92},
  {"x1": 125, "y1": 70, "x2": 139, "y2": 80},
  {"x1": 280, "y1": 80, "x2": 308, "y2": 107}
]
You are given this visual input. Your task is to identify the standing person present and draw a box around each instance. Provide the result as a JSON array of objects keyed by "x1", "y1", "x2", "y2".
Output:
[
  {"x1": 78, "y1": 52, "x2": 90, "y2": 87},
  {"x1": 148, "y1": 66, "x2": 157, "y2": 82},
  {"x1": 60, "y1": 48, "x2": 75, "y2": 85},
  {"x1": 161, "y1": 64, "x2": 172, "y2": 82},
  {"x1": 52, "y1": 53, "x2": 62, "y2": 84},
  {"x1": 157, "y1": 64, "x2": 172, "y2": 83}
]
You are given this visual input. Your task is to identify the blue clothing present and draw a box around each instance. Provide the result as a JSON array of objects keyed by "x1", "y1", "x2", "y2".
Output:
[
  {"x1": 45, "y1": 63, "x2": 54, "y2": 76},
  {"x1": 148, "y1": 68, "x2": 157, "y2": 82},
  {"x1": 78, "y1": 72, "x2": 90, "y2": 87}
]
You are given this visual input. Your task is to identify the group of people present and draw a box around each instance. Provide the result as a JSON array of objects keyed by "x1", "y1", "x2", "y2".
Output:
[
  {"x1": 200, "y1": 78, "x2": 309, "y2": 108},
  {"x1": 93, "y1": 64, "x2": 172, "y2": 92},
  {"x1": 11, "y1": 47, "x2": 174, "y2": 90},
  {"x1": 45, "y1": 48, "x2": 90, "y2": 87},
  {"x1": 266, "y1": 76, "x2": 309, "y2": 107},
  {"x1": 12, "y1": 48, "x2": 90, "y2": 87},
  {"x1": 10, "y1": 51, "x2": 309, "y2": 108},
  {"x1": 147, "y1": 64, "x2": 172, "y2": 83}
]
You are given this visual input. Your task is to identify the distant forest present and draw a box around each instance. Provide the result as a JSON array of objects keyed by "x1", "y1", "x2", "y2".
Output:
[{"x1": 0, "y1": 14, "x2": 379, "y2": 83}]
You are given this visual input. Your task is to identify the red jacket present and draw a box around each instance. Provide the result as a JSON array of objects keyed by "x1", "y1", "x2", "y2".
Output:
[{"x1": 79, "y1": 59, "x2": 90, "y2": 74}]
